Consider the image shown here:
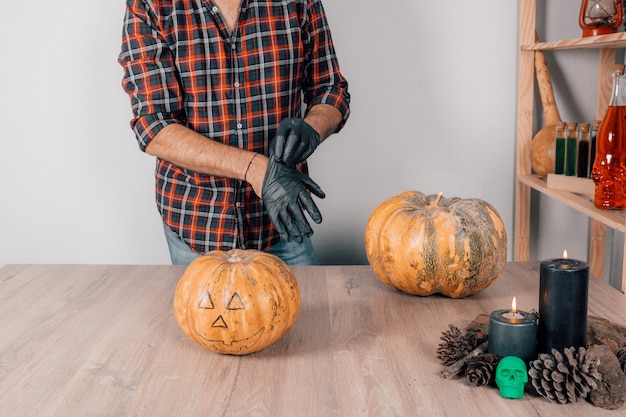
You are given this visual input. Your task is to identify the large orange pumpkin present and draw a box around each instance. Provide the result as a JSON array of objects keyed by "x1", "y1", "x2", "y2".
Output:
[
  {"x1": 364, "y1": 191, "x2": 507, "y2": 298},
  {"x1": 173, "y1": 249, "x2": 300, "y2": 355}
]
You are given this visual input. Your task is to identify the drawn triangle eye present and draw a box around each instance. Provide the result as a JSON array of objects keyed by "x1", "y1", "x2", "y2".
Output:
[
  {"x1": 198, "y1": 292, "x2": 215, "y2": 309},
  {"x1": 227, "y1": 292, "x2": 245, "y2": 310},
  {"x1": 211, "y1": 315, "x2": 228, "y2": 329}
]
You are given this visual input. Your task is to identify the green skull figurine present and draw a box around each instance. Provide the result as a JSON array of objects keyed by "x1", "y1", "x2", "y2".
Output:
[{"x1": 495, "y1": 356, "x2": 528, "y2": 399}]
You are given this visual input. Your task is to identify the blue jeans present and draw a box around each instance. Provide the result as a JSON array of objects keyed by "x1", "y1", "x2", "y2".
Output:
[{"x1": 163, "y1": 225, "x2": 320, "y2": 266}]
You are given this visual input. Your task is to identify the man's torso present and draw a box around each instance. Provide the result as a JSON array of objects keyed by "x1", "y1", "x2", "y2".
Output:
[{"x1": 212, "y1": 0, "x2": 242, "y2": 32}]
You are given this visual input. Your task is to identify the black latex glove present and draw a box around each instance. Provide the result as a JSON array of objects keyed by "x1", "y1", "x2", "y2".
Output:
[
  {"x1": 261, "y1": 157, "x2": 325, "y2": 243},
  {"x1": 270, "y1": 118, "x2": 320, "y2": 166}
]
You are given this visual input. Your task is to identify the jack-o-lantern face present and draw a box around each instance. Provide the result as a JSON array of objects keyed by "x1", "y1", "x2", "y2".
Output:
[
  {"x1": 174, "y1": 249, "x2": 301, "y2": 355},
  {"x1": 193, "y1": 290, "x2": 265, "y2": 352}
]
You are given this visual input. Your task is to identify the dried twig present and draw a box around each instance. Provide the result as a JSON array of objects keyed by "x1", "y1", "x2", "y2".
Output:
[{"x1": 440, "y1": 341, "x2": 488, "y2": 379}]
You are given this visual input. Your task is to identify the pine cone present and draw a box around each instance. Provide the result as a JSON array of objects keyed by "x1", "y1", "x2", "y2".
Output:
[
  {"x1": 528, "y1": 346, "x2": 602, "y2": 404},
  {"x1": 466, "y1": 353, "x2": 500, "y2": 386},
  {"x1": 436, "y1": 325, "x2": 477, "y2": 366},
  {"x1": 615, "y1": 347, "x2": 626, "y2": 373}
]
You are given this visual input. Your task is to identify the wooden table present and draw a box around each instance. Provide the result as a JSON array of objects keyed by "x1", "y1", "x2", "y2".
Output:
[{"x1": 1, "y1": 263, "x2": 625, "y2": 416}]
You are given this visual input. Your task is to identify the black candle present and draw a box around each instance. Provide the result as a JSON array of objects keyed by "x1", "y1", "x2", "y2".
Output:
[
  {"x1": 538, "y1": 257, "x2": 589, "y2": 354},
  {"x1": 488, "y1": 301, "x2": 537, "y2": 364}
]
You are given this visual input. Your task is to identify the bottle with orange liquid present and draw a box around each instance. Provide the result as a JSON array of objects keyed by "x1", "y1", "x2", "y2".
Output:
[{"x1": 591, "y1": 64, "x2": 626, "y2": 208}]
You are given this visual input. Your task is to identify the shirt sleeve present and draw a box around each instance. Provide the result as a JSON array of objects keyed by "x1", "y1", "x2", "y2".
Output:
[
  {"x1": 118, "y1": 0, "x2": 186, "y2": 151},
  {"x1": 302, "y1": 0, "x2": 351, "y2": 132}
]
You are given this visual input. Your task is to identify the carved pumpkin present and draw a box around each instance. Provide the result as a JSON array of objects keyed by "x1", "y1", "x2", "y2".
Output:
[
  {"x1": 173, "y1": 249, "x2": 300, "y2": 355},
  {"x1": 364, "y1": 191, "x2": 507, "y2": 298}
]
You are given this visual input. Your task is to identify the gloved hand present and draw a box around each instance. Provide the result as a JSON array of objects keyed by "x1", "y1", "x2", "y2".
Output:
[
  {"x1": 270, "y1": 118, "x2": 320, "y2": 166},
  {"x1": 261, "y1": 157, "x2": 325, "y2": 242}
]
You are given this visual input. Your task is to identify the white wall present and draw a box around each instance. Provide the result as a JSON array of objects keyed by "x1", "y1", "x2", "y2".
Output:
[
  {"x1": 1, "y1": 1, "x2": 167, "y2": 264},
  {"x1": 0, "y1": 0, "x2": 543, "y2": 266},
  {"x1": 312, "y1": 0, "x2": 519, "y2": 263}
]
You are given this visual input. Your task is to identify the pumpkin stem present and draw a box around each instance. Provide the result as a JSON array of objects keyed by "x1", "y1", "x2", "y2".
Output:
[{"x1": 429, "y1": 192, "x2": 444, "y2": 208}]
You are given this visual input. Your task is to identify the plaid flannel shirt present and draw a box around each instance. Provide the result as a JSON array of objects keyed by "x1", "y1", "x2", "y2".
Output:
[{"x1": 118, "y1": 0, "x2": 350, "y2": 253}]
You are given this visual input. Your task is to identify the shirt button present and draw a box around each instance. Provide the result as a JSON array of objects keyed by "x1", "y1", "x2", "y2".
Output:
[
  {"x1": 234, "y1": 81, "x2": 240, "y2": 88},
  {"x1": 236, "y1": 202, "x2": 242, "y2": 208},
  {"x1": 212, "y1": 6, "x2": 218, "y2": 12},
  {"x1": 231, "y1": 43, "x2": 237, "y2": 50},
  {"x1": 237, "y1": 123, "x2": 243, "y2": 129}
]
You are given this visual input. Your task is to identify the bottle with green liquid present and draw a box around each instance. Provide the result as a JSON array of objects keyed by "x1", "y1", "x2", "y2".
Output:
[
  {"x1": 564, "y1": 122, "x2": 578, "y2": 176},
  {"x1": 554, "y1": 122, "x2": 566, "y2": 175}
]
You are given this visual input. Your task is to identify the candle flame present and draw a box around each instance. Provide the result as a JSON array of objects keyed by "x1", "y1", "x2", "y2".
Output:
[
  {"x1": 511, "y1": 297, "x2": 517, "y2": 314},
  {"x1": 563, "y1": 250, "x2": 568, "y2": 259}
]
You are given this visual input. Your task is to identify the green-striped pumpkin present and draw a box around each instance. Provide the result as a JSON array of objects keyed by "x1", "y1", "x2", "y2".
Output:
[{"x1": 364, "y1": 191, "x2": 507, "y2": 298}]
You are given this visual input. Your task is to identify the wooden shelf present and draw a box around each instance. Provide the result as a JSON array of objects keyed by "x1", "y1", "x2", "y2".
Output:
[
  {"x1": 522, "y1": 32, "x2": 626, "y2": 51},
  {"x1": 514, "y1": 0, "x2": 626, "y2": 288},
  {"x1": 518, "y1": 175, "x2": 626, "y2": 233}
]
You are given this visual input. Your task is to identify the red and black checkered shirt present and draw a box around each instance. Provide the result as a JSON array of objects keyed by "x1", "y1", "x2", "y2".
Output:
[{"x1": 118, "y1": 0, "x2": 350, "y2": 253}]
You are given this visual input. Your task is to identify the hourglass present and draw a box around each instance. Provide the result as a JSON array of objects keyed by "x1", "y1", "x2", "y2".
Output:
[{"x1": 579, "y1": 0, "x2": 624, "y2": 37}]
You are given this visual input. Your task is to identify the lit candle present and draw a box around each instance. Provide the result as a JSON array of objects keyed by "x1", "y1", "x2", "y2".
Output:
[
  {"x1": 488, "y1": 297, "x2": 537, "y2": 363},
  {"x1": 501, "y1": 297, "x2": 524, "y2": 320},
  {"x1": 538, "y1": 251, "x2": 589, "y2": 354}
]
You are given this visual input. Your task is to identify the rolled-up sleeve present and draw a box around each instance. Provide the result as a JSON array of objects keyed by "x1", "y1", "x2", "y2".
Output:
[
  {"x1": 303, "y1": 0, "x2": 351, "y2": 132},
  {"x1": 118, "y1": 0, "x2": 185, "y2": 151}
]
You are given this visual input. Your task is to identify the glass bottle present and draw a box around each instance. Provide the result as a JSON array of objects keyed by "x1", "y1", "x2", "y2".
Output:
[
  {"x1": 588, "y1": 119, "x2": 601, "y2": 179},
  {"x1": 564, "y1": 122, "x2": 578, "y2": 176},
  {"x1": 577, "y1": 123, "x2": 591, "y2": 178},
  {"x1": 591, "y1": 64, "x2": 626, "y2": 208},
  {"x1": 554, "y1": 122, "x2": 567, "y2": 175}
]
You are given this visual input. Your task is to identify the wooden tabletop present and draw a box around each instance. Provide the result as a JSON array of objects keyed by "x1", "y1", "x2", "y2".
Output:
[{"x1": 1, "y1": 262, "x2": 625, "y2": 416}]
